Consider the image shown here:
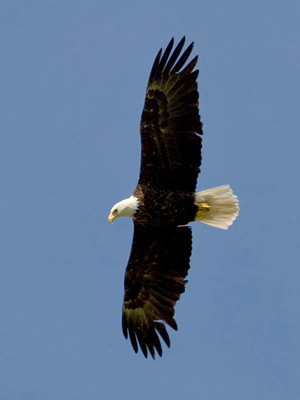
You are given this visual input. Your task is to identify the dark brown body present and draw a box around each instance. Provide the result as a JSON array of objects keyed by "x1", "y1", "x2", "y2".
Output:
[
  {"x1": 121, "y1": 38, "x2": 203, "y2": 358},
  {"x1": 133, "y1": 184, "x2": 198, "y2": 227}
]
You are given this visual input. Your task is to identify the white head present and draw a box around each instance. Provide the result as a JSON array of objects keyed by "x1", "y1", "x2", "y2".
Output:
[{"x1": 108, "y1": 196, "x2": 139, "y2": 223}]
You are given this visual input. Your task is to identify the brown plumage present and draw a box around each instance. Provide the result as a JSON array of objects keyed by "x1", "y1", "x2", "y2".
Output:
[
  {"x1": 122, "y1": 37, "x2": 202, "y2": 358},
  {"x1": 139, "y1": 37, "x2": 202, "y2": 192},
  {"x1": 122, "y1": 225, "x2": 192, "y2": 358},
  {"x1": 108, "y1": 37, "x2": 239, "y2": 359}
]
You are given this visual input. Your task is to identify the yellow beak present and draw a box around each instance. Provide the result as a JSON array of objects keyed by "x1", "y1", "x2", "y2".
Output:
[{"x1": 108, "y1": 213, "x2": 116, "y2": 223}]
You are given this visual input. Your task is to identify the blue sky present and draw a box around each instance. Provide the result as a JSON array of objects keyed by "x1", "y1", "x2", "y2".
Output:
[{"x1": 1, "y1": 1, "x2": 299, "y2": 399}]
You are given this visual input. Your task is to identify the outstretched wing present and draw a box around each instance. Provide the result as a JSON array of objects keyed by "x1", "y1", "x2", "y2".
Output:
[
  {"x1": 122, "y1": 223, "x2": 192, "y2": 358},
  {"x1": 139, "y1": 37, "x2": 203, "y2": 192}
]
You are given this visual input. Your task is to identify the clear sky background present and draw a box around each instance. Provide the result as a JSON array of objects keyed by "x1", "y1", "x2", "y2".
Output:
[{"x1": 1, "y1": 1, "x2": 299, "y2": 399}]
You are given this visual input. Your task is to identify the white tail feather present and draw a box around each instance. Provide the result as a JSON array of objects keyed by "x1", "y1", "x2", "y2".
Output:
[{"x1": 194, "y1": 185, "x2": 239, "y2": 230}]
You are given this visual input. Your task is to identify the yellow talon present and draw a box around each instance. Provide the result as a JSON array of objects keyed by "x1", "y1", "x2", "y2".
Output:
[{"x1": 196, "y1": 202, "x2": 210, "y2": 219}]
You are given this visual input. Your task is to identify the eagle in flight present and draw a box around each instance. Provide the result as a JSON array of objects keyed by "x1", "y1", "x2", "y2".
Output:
[{"x1": 108, "y1": 37, "x2": 239, "y2": 358}]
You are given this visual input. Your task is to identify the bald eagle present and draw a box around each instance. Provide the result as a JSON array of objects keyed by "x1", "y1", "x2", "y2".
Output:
[{"x1": 108, "y1": 37, "x2": 239, "y2": 358}]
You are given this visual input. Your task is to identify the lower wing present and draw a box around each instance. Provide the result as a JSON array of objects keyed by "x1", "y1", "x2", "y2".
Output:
[{"x1": 122, "y1": 223, "x2": 192, "y2": 358}]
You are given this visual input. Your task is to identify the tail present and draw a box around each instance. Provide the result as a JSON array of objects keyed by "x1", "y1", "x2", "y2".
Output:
[{"x1": 194, "y1": 185, "x2": 239, "y2": 230}]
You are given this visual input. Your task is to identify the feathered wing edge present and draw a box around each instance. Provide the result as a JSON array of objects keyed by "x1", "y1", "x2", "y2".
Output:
[
  {"x1": 139, "y1": 37, "x2": 202, "y2": 192},
  {"x1": 149, "y1": 37, "x2": 198, "y2": 79},
  {"x1": 122, "y1": 225, "x2": 192, "y2": 359}
]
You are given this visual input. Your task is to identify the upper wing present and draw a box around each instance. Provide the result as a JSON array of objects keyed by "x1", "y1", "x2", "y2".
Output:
[
  {"x1": 139, "y1": 37, "x2": 203, "y2": 192},
  {"x1": 122, "y1": 223, "x2": 192, "y2": 358}
]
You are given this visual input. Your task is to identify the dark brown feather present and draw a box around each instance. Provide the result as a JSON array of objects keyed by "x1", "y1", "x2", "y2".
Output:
[
  {"x1": 121, "y1": 39, "x2": 201, "y2": 358},
  {"x1": 122, "y1": 224, "x2": 192, "y2": 358},
  {"x1": 139, "y1": 37, "x2": 203, "y2": 192}
]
